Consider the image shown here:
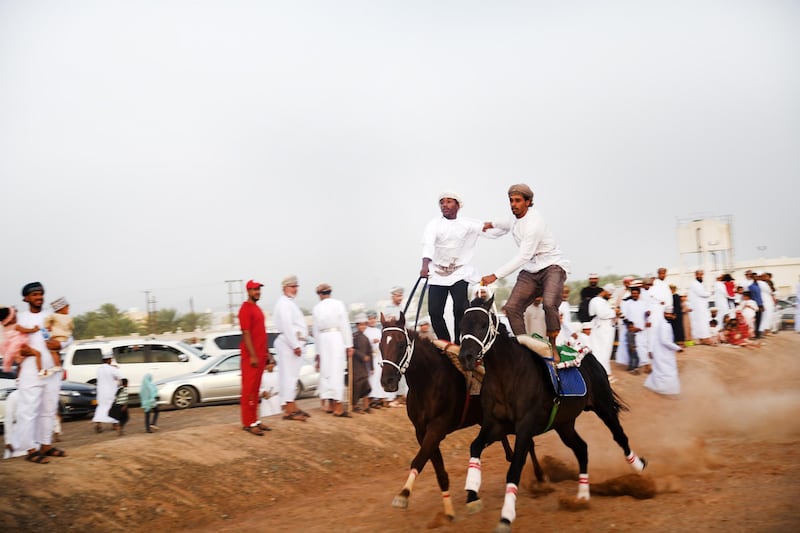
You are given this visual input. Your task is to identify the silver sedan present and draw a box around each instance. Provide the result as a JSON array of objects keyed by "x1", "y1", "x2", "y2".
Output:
[{"x1": 155, "y1": 352, "x2": 319, "y2": 409}]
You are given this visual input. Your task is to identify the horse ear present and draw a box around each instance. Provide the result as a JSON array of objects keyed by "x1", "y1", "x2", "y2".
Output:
[
  {"x1": 398, "y1": 311, "x2": 406, "y2": 327},
  {"x1": 380, "y1": 312, "x2": 387, "y2": 326},
  {"x1": 485, "y1": 295, "x2": 495, "y2": 309}
]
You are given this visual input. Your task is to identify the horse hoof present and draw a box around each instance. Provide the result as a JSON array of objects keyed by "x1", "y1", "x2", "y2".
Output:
[
  {"x1": 493, "y1": 519, "x2": 512, "y2": 533},
  {"x1": 465, "y1": 499, "x2": 483, "y2": 514},
  {"x1": 392, "y1": 495, "x2": 409, "y2": 509}
]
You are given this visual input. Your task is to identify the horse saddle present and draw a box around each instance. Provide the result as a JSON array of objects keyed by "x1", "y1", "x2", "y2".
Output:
[
  {"x1": 542, "y1": 360, "x2": 587, "y2": 397},
  {"x1": 432, "y1": 339, "x2": 484, "y2": 395}
]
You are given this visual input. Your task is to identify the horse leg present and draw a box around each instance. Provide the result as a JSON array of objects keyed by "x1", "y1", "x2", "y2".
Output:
[
  {"x1": 429, "y1": 446, "x2": 455, "y2": 521},
  {"x1": 554, "y1": 423, "x2": 590, "y2": 501},
  {"x1": 465, "y1": 425, "x2": 492, "y2": 513},
  {"x1": 528, "y1": 438, "x2": 545, "y2": 483},
  {"x1": 493, "y1": 428, "x2": 535, "y2": 533},
  {"x1": 593, "y1": 400, "x2": 647, "y2": 472},
  {"x1": 393, "y1": 427, "x2": 444, "y2": 509}
]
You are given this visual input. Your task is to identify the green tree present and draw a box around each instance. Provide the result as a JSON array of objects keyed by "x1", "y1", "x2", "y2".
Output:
[
  {"x1": 153, "y1": 308, "x2": 180, "y2": 334},
  {"x1": 74, "y1": 304, "x2": 141, "y2": 339},
  {"x1": 180, "y1": 312, "x2": 212, "y2": 332}
]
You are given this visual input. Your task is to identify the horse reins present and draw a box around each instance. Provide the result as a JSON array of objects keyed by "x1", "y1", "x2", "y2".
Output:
[
  {"x1": 402, "y1": 276, "x2": 429, "y2": 331},
  {"x1": 459, "y1": 305, "x2": 499, "y2": 359},
  {"x1": 379, "y1": 326, "x2": 414, "y2": 376},
  {"x1": 380, "y1": 276, "x2": 429, "y2": 376}
]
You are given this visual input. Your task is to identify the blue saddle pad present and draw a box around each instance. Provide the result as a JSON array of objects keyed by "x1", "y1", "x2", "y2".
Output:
[{"x1": 542, "y1": 359, "x2": 587, "y2": 397}]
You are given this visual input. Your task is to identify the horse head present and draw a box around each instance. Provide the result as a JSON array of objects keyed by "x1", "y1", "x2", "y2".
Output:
[
  {"x1": 379, "y1": 311, "x2": 413, "y2": 392},
  {"x1": 458, "y1": 295, "x2": 498, "y2": 371}
]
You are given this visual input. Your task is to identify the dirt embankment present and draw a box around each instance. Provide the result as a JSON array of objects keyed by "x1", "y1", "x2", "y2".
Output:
[{"x1": 2, "y1": 333, "x2": 799, "y2": 532}]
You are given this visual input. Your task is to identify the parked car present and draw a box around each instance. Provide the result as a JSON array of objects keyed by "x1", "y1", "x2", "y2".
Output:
[
  {"x1": 156, "y1": 348, "x2": 319, "y2": 410},
  {"x1": 62, "y1": 339, "x2": 206, "y2": 396},
  {"x1": 0, "y1": 369, "x2": 97, "y2": 431},
  {"x1": 0, "y1": 373, "x2": 15, "y2": 431},
  {"x1": 198, "y1": 331, "x2": 242, "y2": 359},
  {"x1": 156, "y1": 353, "x2": 245, "y2": 409},
  {"x1": 58, "y1": 381, "x2": 98, "y2": 419}
]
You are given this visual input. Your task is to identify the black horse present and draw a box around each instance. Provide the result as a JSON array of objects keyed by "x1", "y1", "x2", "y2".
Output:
[
  {"x1": 379, "y1": 312, "x2": 544, "y2": 521},
  {"x1": 457, "y1": 297, "x2": 646, "y2": 532}
]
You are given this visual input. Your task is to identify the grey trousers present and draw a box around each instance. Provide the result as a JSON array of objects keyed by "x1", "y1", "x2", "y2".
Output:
[{"x1": 503, "y1": 265, "x2": 567, "y2": 337}]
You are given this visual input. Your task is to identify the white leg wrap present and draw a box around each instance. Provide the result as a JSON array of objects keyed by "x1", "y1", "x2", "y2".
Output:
[
  {"x1": 464, "y1": 458, "x2": 482, "y2": 492},
  {"x1": 442, "y1": 491, "x2": 454, "y2": 517},
  {"x1": 402, "y1": 468, "x2": 418, "y2": 493},
  {"x1": 501, "y1": 483, "x2": 518, "y2": 523},
  {"x1": 627, "y1": 451, "x2": 645, "y2": 472},
  {"x1": 577, "y1": 473, "x2": 590, "y2": 500}
]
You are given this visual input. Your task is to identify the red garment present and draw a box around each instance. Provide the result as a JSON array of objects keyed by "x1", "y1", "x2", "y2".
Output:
[
  {"x1": 238, "y1": 301, "x2": 267, "y2": 426},
  {"x1": 724, "y1": 280, "x2": 735, "y2": 298}
]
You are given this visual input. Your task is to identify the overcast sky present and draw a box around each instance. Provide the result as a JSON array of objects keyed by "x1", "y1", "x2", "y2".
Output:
[{"x1": 1, "y1": 0, "x2": 797, "y2": 316}]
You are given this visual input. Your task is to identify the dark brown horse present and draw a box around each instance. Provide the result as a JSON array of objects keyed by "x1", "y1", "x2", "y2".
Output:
[
  {"x1": 379, "y1": 312, "x2": 543, "y2": 521},
  {"x1": 458, "y1": 297, "x2": 646, "y2": 532}
]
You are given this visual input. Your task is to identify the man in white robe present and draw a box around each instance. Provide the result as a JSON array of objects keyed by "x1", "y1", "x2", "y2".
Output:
[
  {"x1": 589, "y1": 284, "x2": 618, "y2": 377},
  {"x1": 92, "y1": 352, "x2": 122, "y2": 431},
  {"x1": 612, "y1": 276, "x2": 634, "y2": 367},
  {"x1": 688, "y1": 270, "x2": 712, "y2": 344},
  {"x1": 381, "y1": 287, "x2": 407, "y2": 404},
  {"x1": 312, "y1": 283, "x2": 353, "y2": 417},
  {"x1": 273, "y1": 275, "x2": 309, "y2": 421},
  {"x1": 795, "y1": 276, "x2": 800, "y2": 334},
  {"x1": 14, "y1": 282, "x2": 68, "y2": 461},
  {"x1": 650, "y1": 268, "x2": 672, "y2": 309},
  {"x1": 713, "y1": 275, "x2": 731, "y2": 313},
  {"x1": 523, "y1": 297, "x2": 547, "y2": 337},
  {"x1": 644, "y1": 306, "x2": 682, "y2": 395},
  {"x1": 556, "y1": 286, "x2": 575, "y2": 346},
  {"x1": 420, "y1": 191, "x2": 488, "y2": 342},
  {"x1": 621, "y1": 286, "x2": 649, "y2": 371},
  {"x1": 756, "y1": 273, "x2": 775, "y2": 335},
  {"x1": 364, "y1": 311, "x2": 388, "y2": 407}
]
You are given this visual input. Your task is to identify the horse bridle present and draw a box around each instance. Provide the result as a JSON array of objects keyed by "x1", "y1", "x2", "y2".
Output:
[
  {"x1": 380, "y1": 326, "x2": 414, "y2": 375},
  {"x1": 459, "y1": 305, "x2": 499, "y2": 360}
]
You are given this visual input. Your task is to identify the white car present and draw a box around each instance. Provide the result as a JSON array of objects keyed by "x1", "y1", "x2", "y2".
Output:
[
  {"x1": 62, "y1": 339, "x2": 206, "y2": 396},
  {"x1": 198, "y1": 331, "x2": 242, "y2": 359},
  {"x1": 0, "y1": 374, "x2": 16, "y2": 430}
]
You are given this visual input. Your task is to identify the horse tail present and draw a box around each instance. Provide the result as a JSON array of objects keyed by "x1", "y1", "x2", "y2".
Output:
[{"x1": 582, "y1": 352, "x2": 629, "y2": 413}]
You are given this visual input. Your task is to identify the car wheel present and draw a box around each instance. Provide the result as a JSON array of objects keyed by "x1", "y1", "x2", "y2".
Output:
[
  {"x1": 173, "y1": 386, "x2": 197, "y2": 409},
  {"x1": 295, "y1": 380, "x2": 304, "y2": 398}
]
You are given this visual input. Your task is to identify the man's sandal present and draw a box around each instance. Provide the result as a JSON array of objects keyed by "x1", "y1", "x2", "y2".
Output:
[
  {"x1": 255, "y1": 423, "x2": 272, "y2": 432},
  {"x1": 42, "y1": 447, "x2": 66, "y2": 457},
  {"x1": 26, "y1": 451, "x2": 50, "y2": 464},
  {"x1": 283, "y1": 411, "x2": 307, "y2": 421},
  {"x1": 242, "y1": 426, "x2": 265, "y2": 436}
]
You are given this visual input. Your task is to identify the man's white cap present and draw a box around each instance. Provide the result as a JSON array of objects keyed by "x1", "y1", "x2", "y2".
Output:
[
  {"x1": 588, "y1": 272, "x2": 599, "y2": 278},
  {"x1": 438, "y1": 191, "x2": 462, "y2": 206},
  {"x1": 603, "y1": 283, "x2": 616, "y2": 293}
]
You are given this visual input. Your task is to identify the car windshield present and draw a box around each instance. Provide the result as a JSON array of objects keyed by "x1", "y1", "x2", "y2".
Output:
[
  {"x1": 177, "y1": 341, "x2": 203, "y2": 357},
  {"x1": 194, "y1": 354, "x2": 231, "y2": 373}
]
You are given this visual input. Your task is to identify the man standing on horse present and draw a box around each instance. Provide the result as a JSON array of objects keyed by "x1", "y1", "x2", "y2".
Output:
[
  {"x1": 420, "y1": 191, "x2": 487, "y2": 343},
  {"x1": 480, "y1": 183, "x2": 570, "y2": 361}
]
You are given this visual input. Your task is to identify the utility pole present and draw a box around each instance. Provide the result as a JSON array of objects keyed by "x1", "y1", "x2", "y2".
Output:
[
  {"x1": 143, "y1": 290, "x2": 157, "y2": 334},
  {"x1": 225, "y1": 280, "x2": 243, "y2": 327}
]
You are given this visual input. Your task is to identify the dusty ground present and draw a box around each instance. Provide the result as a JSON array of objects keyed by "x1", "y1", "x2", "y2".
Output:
[{"x1": 2, "y1": 333, "x2": 799, "y2": 532}]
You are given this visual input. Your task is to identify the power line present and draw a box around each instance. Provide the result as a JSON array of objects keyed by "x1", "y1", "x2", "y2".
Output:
[{"x1": 224, "y1": 280, "x2": 243, "y2": 327}]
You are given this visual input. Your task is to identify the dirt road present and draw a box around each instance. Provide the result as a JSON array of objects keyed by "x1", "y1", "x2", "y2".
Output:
[{"x1": 2, "y1": 333, "x2": 799, "y2": 532}]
